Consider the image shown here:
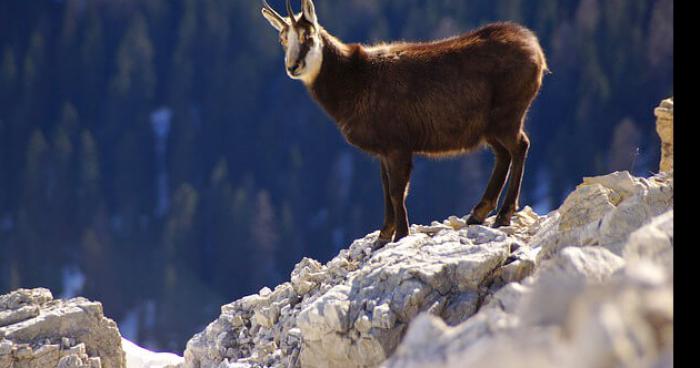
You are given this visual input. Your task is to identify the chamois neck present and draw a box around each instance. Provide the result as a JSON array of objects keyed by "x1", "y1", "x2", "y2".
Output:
[
  {"x1": 318, "y1": 28, "x2": 352, "y2": 61},
  {"x1": 308, "y1": 29, "x2": 366, "y2": 123}
]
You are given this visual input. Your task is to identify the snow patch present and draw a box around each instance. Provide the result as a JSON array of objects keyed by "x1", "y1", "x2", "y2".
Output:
[{"x1": 123, "y1": 338, "x2": 183, "y2": 368}]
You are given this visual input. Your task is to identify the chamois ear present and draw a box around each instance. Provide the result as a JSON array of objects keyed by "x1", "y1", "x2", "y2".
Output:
[
  {"x1": 301, "y1": 0, "x2": 318, "y2": 26},
  {"x1": 261, "y1": 1, "x2": 288, "y2": 32}
]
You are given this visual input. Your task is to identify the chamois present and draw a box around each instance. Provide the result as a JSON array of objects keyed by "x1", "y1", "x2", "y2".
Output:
[{"x1": 262, "y1": 0, "x2": 548, "y2": 244}]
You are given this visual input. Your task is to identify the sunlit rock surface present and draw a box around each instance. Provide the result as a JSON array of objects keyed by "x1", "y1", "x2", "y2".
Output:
[
  {"x1": 182, "y1": 208, "x2": 544, "y2": 368},
  {"x1": 384, "y1": 211, "x2": 673, "y2": 368},
  {"x1": 0, "y1": 288, "x2": 125, "y2": 368},
  {"x1": 655, "y1": 97, "x2": 673, "y2": 173},
  {"x1": 383, "y1": 170, "x2": 673, "y2": 368},
  {"x1": 182, "y1": 169, "x2": 672, "y2": 368}
]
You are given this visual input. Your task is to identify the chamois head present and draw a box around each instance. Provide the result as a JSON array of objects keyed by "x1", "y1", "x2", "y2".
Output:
[{"x1": 262, "y1": 0, "x2": 323, "y2": 85}]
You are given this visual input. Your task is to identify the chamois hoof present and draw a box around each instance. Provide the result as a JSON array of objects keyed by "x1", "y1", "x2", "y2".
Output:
[
  {"x1": 373, "y1": 237, "x2": 391, "y2": 251},
  {"x1": 493, "y1": 214, "x2": 512, "y2": 228},
  {"x1": 466, "y1": 214, "x2": 484, "y2": 226},
  {"x1": 378, "y1": 229, "x2": 395, "y2": 242},
  {"x1": 393, "y1": 231, "x2": 409, "y2": 242}
]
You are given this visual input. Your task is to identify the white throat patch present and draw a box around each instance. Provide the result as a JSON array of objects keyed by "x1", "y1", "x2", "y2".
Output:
[{"x1": 286, "y1": 27, "x2": 323, "y2": 86}]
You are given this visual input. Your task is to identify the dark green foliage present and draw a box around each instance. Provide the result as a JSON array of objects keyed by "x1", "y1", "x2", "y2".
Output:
[{"x1": 0, "y1": 0, "x2": 672, "y2": 352}]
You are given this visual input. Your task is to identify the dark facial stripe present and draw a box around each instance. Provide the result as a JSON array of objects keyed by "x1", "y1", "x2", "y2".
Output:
[{"x1": 295, "y1": 36, "x2": 313, "y2": 67}]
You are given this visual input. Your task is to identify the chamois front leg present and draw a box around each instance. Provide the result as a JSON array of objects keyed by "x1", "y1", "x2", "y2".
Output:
[
  {"x1": 378, "y1": 161, "x2": 396, "y2": 242},
  {"x1": 385, "y1": 152, "x2": 413, "y2": 241}
]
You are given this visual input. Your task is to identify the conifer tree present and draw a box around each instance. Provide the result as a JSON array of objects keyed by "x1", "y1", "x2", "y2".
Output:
[
  {"x1": 108, "y1": 12, "x2": 157, "y2": 233},
  {"x1": 250, "y1": 190, "x2": 281, "y2": 289},
  {"x1": 0, "y1": 47, "x2": 16, "y2": 111},
  {"x1": 79, "y1": 2, "x2": 106, "y2": 123},
  {"x1": 15, "y1": 129, "x2": 60, "y2": 288},
  {"x1": 163, "y1": 183, "x2": 199, "y2": 265},
  {"x1": 23, "y1": 129, "x2": 50, "y2": 221},
  {"x1": 78, "y1": 130, "x2": 103, "y2": 228},
  {"x1": 49, "y1": 103, "x2": 79, "y2": 245}
]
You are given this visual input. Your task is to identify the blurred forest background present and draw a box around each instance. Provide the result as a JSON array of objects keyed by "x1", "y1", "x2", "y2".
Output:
[{"x1": 0, "y1": 0, "x2": 673, "y2": 353}]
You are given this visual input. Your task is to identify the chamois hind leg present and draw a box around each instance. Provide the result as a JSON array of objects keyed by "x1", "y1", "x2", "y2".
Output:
[
  {"x1": 378, "y1": 160, "x2": 396, "y2": 242},
  {"x1": 494, "y1": 130, "x2": 530, "y2": 227},
  {"x1": 384, "y1": 151, "x2": 413, "y2": 241},
  {"x1": 467, "y1": 139, "x2": 511, "y2": 225}
]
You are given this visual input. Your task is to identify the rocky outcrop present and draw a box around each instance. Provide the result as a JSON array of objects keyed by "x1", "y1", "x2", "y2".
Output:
[
  {"x1": 384, "y1": 209, "x2": 673, "y2": 368},
  {"x1": 534, "y1": 170, "x2": 672, "y2": 260},
  {"x1": 183, "y1": 166, "x2": 672, "y2": 368},
  {"x1": 0, "y1": 288, "x2": 125, "y2": 368},
  {"x1": 655, "y1": 97, "x2": 674, "y2": 173},
  {"x1": 183, "y1": 214, "x2": 530, "y2": 368}
]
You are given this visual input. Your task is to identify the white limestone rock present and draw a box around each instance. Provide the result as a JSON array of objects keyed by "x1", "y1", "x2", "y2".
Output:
[
  {"x1": 184, "y1": 206, "x2": 542, "y2": 368},
  {"x1": 371, "y1": 304, "x2": 396, "y2": 330},
  {"x1": 0, "y1": 289, "x2": 125, "y2": 368},
  {"x1": 384, "y1": 203, "x2": 673, "y2": 368},
  {"x1": 297, "y1": 285, "x2": 352, "y2": 340},
  {"x1": 0, "y1": 305, "x2": 40, "y2": 328},
  {"x1": 623, "y1": 210, "x2": 673, "y2": 273},
  {"x1": 655, "y1": 97, "x2": 673, "y2": 172},
  {"x1": 184, "y1": 152, "x2": 672, "y2": 368},
  {"x1": 537, "y1": 171, "x2": 672, "y2": 261},
  {"x1": 518, "y1": 246, "x2": 625, "y2": 327}
]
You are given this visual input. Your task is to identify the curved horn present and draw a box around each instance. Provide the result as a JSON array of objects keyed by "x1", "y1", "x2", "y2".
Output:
[
  {"x1": 286, "y1": 0, "x2": 297, "y2": 26},
  {"x1": 262, "y1": 0, "x2": 284, "y2": 20}
]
